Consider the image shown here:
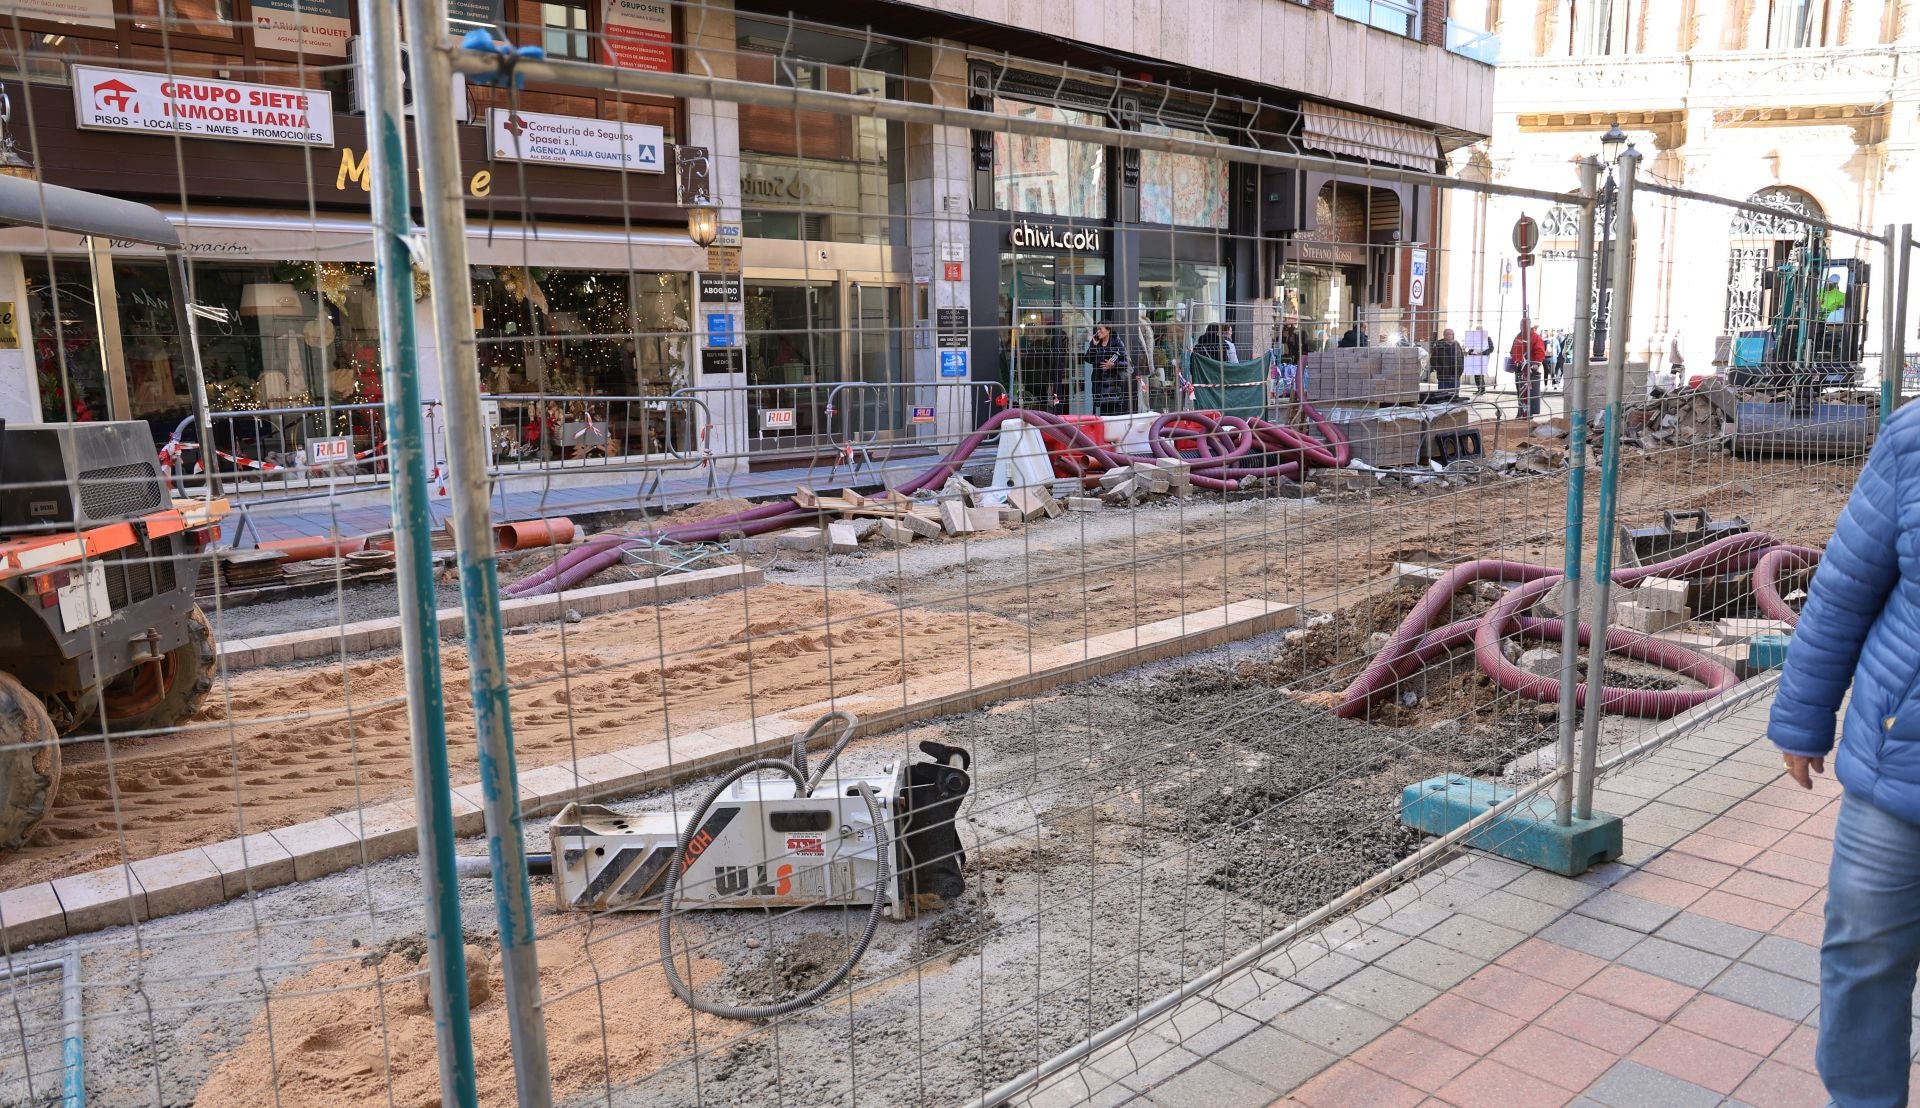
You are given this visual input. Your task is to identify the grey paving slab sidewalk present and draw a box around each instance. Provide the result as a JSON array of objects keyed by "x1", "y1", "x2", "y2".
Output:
[{"x1": 1014, "y1": 686, "x2": 1870, "y2": 1108}]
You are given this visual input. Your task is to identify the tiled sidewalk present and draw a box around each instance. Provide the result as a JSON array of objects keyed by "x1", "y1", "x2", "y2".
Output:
[{"x1": 1019, "y1": 690, "x2": 1866, "y2": 1107}]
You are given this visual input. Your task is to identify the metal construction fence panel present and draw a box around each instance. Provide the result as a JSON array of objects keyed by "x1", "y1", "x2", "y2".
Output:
[{"x1": 0, "y1": 4, "x2": 1902, "y2": 1108}]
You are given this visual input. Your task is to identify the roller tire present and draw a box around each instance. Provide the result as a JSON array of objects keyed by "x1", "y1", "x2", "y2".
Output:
[
  {"x1": 100, "y1": 605, "x2": 216, "y2": 735},
  {"x1": 0, "y1": 672, "x2": 60, "y2": 850}
]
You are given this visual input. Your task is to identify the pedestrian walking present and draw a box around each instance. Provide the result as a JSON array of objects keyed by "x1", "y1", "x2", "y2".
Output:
[
  {"x1": 1427, "y1": 328, "x2": 1464, "y2": 402},
  {"x1": 1510, "y1": 325, "x2": 1546, "y2": 416},
  {"x1": 1769, "y1": 404, "x2": 1920, "y2": 1107},
  {"x1": 1084, "y1": 323, "x2": 1130, "y2": 415}
]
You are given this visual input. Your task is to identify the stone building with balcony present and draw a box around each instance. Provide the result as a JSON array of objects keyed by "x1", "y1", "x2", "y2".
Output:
[{"x1": 1440, "y1": 0, "x2": 1920, "y2": 379}]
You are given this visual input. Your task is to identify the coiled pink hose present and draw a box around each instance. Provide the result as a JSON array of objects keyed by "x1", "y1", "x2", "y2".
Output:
[
  {"x1": 1337, "y1": 532, "x2": 1806, "y2": 721},
  {"x1": 1752, "y1": 545, "x2": 1820, "y2": 626},
  {"x1": 508, "y1": 402, "x2": 1348, "y2": 596}
]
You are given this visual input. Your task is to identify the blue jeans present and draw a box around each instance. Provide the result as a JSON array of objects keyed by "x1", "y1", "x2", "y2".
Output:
[{"x1": 1822, "y1": 793, "x2": 1920, "y2": 1106}]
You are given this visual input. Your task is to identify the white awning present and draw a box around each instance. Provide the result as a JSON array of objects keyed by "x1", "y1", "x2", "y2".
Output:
[
  {"x1": 0, "y1": 207, "x2": 709, "y2": 271},
  {"x1": 1301, "y1": 104, "x2": 1439, "y2": 173}
]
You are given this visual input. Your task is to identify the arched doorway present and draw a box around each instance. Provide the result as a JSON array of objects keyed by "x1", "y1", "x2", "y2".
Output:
[{"x1": 1724, "y1": 186, "x2": 1824, "y2": 333}]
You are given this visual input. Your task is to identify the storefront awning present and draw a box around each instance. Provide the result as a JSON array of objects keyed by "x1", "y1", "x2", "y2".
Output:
[
  {"x1": 1300, "y1": 104, "x2": 1439, "y2": 174},
  {"x1": 0, "y1": 175, "x2": 180, "y2": 248},
  {"x1": 0, "y1": 208, "x2": 708, "y2": 271}
]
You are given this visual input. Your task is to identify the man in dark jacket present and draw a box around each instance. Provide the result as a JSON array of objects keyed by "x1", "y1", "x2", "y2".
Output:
[
  {"x1": 1083, "y1": 324, "x2": 1129, "y2": 415},
  {"x1": 1192, "y1": 323, "x2": 1227, "y2": 362},
  {"x1": 1427, "y1": 328, "x2": 1464, "y2": 402},
  {"x1": 1338, "y1": 323, "x2": 1369, "y2": 348},
  {"x1": 1770, "y1": 404, "x2": 1920, "y2": 1106}
]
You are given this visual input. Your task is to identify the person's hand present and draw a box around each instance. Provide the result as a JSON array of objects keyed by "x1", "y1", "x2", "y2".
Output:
[{"x1": 1781, "y1": 752, "x2": 1826, "y2": 789}]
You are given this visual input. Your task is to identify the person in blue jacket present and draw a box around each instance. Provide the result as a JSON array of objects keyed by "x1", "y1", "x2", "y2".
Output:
[{"x1": 1771, "y1": 404, "x2": 1920, "y2": 1107}]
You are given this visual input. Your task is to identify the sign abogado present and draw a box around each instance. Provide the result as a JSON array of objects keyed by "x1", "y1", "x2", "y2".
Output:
[
  {"x1": 488, "y1": 108, "x2": 664, "y2": 173},
  {"x1": 1008, "y1": 222, "x2": 1102, "y2": 252},
  {"x1": 72, "y1": 65, "x2": 335, "y2": 147}
]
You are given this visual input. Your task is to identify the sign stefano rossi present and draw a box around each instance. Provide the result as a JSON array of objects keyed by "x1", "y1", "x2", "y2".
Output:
[{"x1": 72, "y1": 66, "x2": 334, "y2": 147}]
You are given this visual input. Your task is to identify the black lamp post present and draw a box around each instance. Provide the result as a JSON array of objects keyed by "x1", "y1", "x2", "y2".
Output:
[{"x1": 1592, "y1": 123, "x2": 1627, "y2": 361}]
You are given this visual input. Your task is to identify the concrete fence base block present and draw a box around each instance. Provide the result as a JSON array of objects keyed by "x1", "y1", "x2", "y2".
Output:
[{"x1": 1399, "y1": 773, "x2": 1623, "y2": 877}]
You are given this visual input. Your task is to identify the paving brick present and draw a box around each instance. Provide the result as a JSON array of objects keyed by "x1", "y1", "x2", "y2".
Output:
[
  {"x1": 1133, "y1": 1058, "x2": 1270, "y2": 1105},
  {"x1": 1495, "y1": 938, "x2": 1608, "y2": 989},
  {"x1": 1655, "y1": 910, "x2": 1765, "y2": 958},
  {"x1": 1707, "y1": 963, "x2": 1820, "y2": 1021},
  {"x1": 1573, "y1": 889, "x2": 1680, "y2": 933},
  {"x1": 1434, "y1": 1058, "x2": 1571, "y2": 1108},
  {"x1": 1421, "y1": 913, "x2": 1529, "y2": 960},
  {"x1": 1489, "y1": 1023, "x2": 1618, "y2": 1092},
  {"x1": 1670, "y1": 994, "x2": 1795, "y2": 1056},
  {"x1": 0, "y1": 884, "x2": 65, "y2": 950},
  {"x1": 1689, "y1": 889, "x2": 1791, "y2": 931},
  {"x1": 1086, "y1": 1029, "x2": 1188, "y2": 1083},
  {"x1": 1453, "y1": 888, "x2": 1568, "y2": 934},
  {"x1": 1352, "y1": 1027, "x2": 1476, "y2": 1093},
  {"x1": 1374, "y1": 900, "x2": 1452, "y2": 938},
  {"x1": 1636, "y1": 801, "x2": 1716, "y2": 832},
  {"x1": 1755, "y1": 784, "x2": 1829, "y2": 813},
  {"x1": 1733, "y1": 1059, "x2": 1830, "y2": 1108},
  {"x1": 1144, "y1": 1002, "x2": 1258, "y2": 1057},
  {"x1": 1611, "y1": 870, "x2": 1708, "y2": 910},
  {"x1": 1539, "y1": 913, "x2": 1641, "y2": 960},
  {"x1": 1705, "y1": 815, "x2": 1792, "y2": 847},
  {"x1": 1020, "y1": 1065, "x2": 1135, "y2": 1108},
  {"x1": 1718, "y1": 870, "x2": 1819, "y2": 910},
  {"x1": 1268, "y1": 995, "x2": 1391, "y2": 1056},
  {"x1": 1674, "y1": 832, "x2": 1765, "y2": 867},
  {"x1": 1771, "y1": 831, "x2": 1835, "y2": 864},
  {"x1": 1537, "y1": 992, "x2": 1659, "y2": 1055},
  {"x1": 1291, "y1": 1059, "x2": 1425, "y2": 1108},
  {"x1": 1773, "y1": 911, "x2": 1824, "y2": 946},
  {"x1": 1503, "y1": 869, "x2": 1599, "y2": 909},
  {"x1": 200, "y1": 831, "x2": 298, "y2": 899},
  {"x1": 1641, "y1": 851, "x2": 1738, "y2": 887},
  {"x1": 1087, "y1": 1038, "x2": 1201, "y2": 1089},
  {"x1": 50, "y1": 866, "x2": 144, "y2": 934},
  {"x1": 1206, "y1": 1027, "x2": 1336, "y2": 1094},
  {"x1": 1451, "y1": 963, "x2": 1569, "y2": 1021},
  {"x1": 1742, "y1": 934, "x2": 1820, "y2": 984},
  {"x1": 1453, "y1": 856, "x2": 1530, "y2": 889},
  {"x1": 1331, "y1": 925, "x2": 1412, "y2": 965},
  {"x1": 1742, "y1": 849, "x2": 1829, "y2": 887},
  {"x1": 129, "y1": 848, "x2": 225, "y2": 917},
  {"x1": 1584, "y1": 1059, "x2": 1723, "y2": 1108},
  {"x1": 1617, "y1": 935, "x2": 1732, "y2": 988},
  {"x1": 1269, "y1": 947, "x2": 1367, "y2": 993},
  {"x1": 1327, "y1": 965, "x2": 1440, "y2": 1022},
  {"x1": 1207, "y1": 973, "x2": 1313, "y2": 1024},
  {"x1": 1373, "y1": 937, "x2": 1484, "y2": 990},
  {"x1": 1630, "y1": 1024, "x2": 1764, "y2": 1095},
  {"x1": 1577, "y1": 964, "x2": 1697, "y2": 1020},
  {"x1": 268, "y1": 817, "x2": 364, "y2": 882},
  {"x1": 1773, "y1": 1024, "x2": 1819, "y2": 1073},
  {"x1": 1402, "y1": 994, "x2": 1525, "y2": 1056}
]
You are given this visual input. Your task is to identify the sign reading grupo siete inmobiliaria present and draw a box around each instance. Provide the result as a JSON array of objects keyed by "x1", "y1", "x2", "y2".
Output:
[
  {"x1": 71, "y1": 66, "x2": 335, "y2": 147},
  {"x1": 487, "y1": 108, "x2": 664, "y2": 172}
]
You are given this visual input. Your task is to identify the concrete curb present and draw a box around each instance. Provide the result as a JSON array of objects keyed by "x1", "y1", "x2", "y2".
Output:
[
  {"x1": 0, "y1": 598, "x2": 1297, "y2": 950},
  {"x1": 213, "y1": 565, "x2": 764, "y2": 670}
]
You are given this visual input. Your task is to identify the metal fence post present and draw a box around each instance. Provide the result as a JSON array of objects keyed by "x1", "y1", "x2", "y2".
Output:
[
  {"x1": 1576, "y1": 146, "x2": 1640, "y2": 821},
  {"x1": 1555, "y1": 157, "x2": 1601, "y2": 827},
  {"x1": 398, "y1": 12, "x2": 555, "y2": 1105},
  {"x1": 1884, "y1": 224, "x2": 1898, "y2": 424},
  {"x1": 1894, "y1": 223, "x2": 1912, "y2": 416},
  {"x1": 357, "y1": 1, "x2": 479, "y2": 1103}
]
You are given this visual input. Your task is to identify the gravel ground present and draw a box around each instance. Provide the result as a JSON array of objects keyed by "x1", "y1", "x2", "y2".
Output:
[
  {"x1": 204, "y1": 576, "x2": 468, "y2": 641},
  {"x1": 0, "y1": 616, "x2": 1551, "y2": 1107}
]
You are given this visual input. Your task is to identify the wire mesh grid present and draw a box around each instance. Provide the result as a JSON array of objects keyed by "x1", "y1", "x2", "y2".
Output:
[{"x1": 0, "y1": 1, "x2": 1899, "y2": 1105}]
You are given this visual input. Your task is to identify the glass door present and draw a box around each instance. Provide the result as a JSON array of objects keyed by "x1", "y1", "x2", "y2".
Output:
[
  {"x1": 1004, "y1": 252, "x2": 1107, "y2": 414},
  {"x1": 848, "y1": 283, "x2": 905, "y2": 440}
]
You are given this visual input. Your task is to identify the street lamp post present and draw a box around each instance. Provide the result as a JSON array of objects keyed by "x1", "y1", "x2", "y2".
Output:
[{"x1": 1592, "y1": 123, "x2": 1626, "y2": 362}]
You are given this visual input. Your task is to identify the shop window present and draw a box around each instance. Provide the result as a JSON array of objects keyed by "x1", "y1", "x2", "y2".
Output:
[
  {"x1": 991, "y1": 99, "x2": 1108, "y2": 220},
  {"x1": 472, "y1": 267, "x2": 690, "y2": 397},
  {"x1": 741, "y1": 280, "x2": 841, "y2": 445},
  {"x1": 1139, "y1": 124, "x2": 1230, "y2": 230},
  {"x1": 1139, "y1": 261, "x2": 1227, "y2": 374},
  {"x1": 130, "y1": 0, "x2": 239, "y2": 41},
  {"x1": 0, "y1": 32, "x2": 121, "y2": 85},
  {"x1": 24, "y1": 259, "x2": 108, "y2": 424},
  {"x1": 735, "y1": 18, "x2": 903, "y2": 247},
  {"x1": 1333, "y1": 0, "x2": 1421, "y2": 39}
]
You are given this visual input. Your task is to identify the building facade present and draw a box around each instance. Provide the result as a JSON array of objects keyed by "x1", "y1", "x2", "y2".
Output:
[
  {"x1": 0, "y1": 0, "x2": 1491, "y2": 474},
  {"x1": 1441, "y1": 0, "x2": 1920, "y2": 379}
]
